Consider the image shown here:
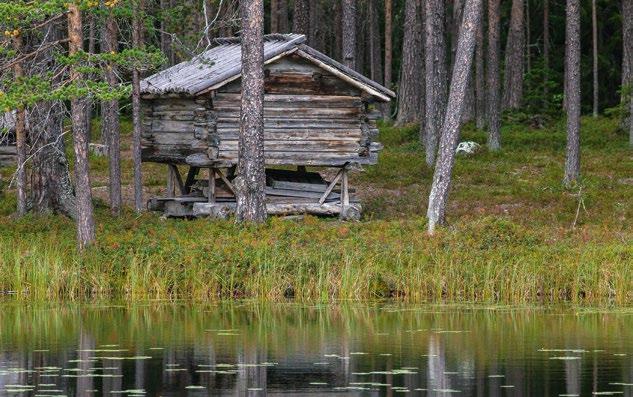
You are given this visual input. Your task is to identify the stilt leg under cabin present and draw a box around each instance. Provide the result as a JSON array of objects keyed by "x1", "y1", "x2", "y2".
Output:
[{"x1": 147, "y1": 163, "x2": 362, "y2": 220}]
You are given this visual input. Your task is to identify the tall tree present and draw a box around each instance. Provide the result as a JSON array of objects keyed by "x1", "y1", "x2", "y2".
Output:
[
  {"x1": 592, "y1": 0, "x2": 598, "y2": 117},
  {"x1": 543, "y1": 0, "x2": 550, "y2": 106},
  {"x1": 487, "y1": 0, "x2": 501, "y2": 150},
  {"x1": 427, "y1": 0, "x2": 484, "y2": 233},
  {"x1": 278, "y1": 0, "x2": 289, "y2": 33},
  {"x1": 293, "y1": 0, "x2": 309, "y2": 38},
  {"x1": 423, "y1": 0, "x2": 448, "y2": 167},
  {"x1": 342, "y1": 0, "x2": 356, "y2": 70},
  {"x1": 12, "y1": 34, "x2": 26, "y2": 216},
  {"x1": 475, "y1": 17, "x2": 486, "y2": 130},
  {"x1": 132, "y1": 0, "x2": 145, "y2": 212},
  {"x1": 270, "y1": 0, "x2": 279, "y2": 32},
  {"x1": 384, "y1": 0, "x2": 393, "y2": 90},
  {"x1": 235, "y1": 0, "x2": 267, "y2": 222},
  {"x1": 564, "y1": 0, "x2": 581, "y2": 186},
  {"x1": 68, "y1": 3, "x2": 96, "y2": 249},
  {"x1": 623, "y1": 0, "x2": 633, "y2": 144},
  {"x1": 160, "y1": 0, "x2": 173, "y2": 65},
  {"x1": 102, "y1": 8, "x2": 122, "y2": 216},
  {"x1": 395, "y1": 0, "x2": 424, "y2": 127},
  {"x1": 502, "y1": 0, "x2": 525, "y2": 110},
  {"x1": 368, "y1": 0, "x2": 383, "y2": 84}
]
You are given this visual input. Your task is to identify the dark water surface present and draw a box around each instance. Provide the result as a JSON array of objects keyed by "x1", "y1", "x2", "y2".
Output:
[{"x1": 0, "y1": 303, "x2": 632, "y2": 396}]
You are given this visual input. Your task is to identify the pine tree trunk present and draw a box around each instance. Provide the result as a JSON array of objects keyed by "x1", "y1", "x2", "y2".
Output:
[
  {"x1": 543, "y1": 0, "x2": 550, "y2": 106},
  {"x1": 368, "y1": 0, "x2": 383, "y2": 84},
  {"x1": 592, "y1": 0, "x2": 598, "y2": 117},
  {"x1": 384, "y1": 0, "x2": 393, "y2": 89},
  {"x1": 623, "y1": 0, "x2": 633, "y2": 141},
  {"x1": 103, "y1": 10, "x2": 122, "y2": 216},
  {"x1": 309, "y1": 1, "x2": 321, "y2": 49},
  {"x1": 342, "y1": 0, "x2": 356, "y2": 70},
  {"x1": 270, "y1": 0, "x2": 279, "y2": 32},
  {"x1": 293, "y1": 0, "x2": 310, "y2": 38},
  {"x1": 278, "y1": 0, "x2": 289, "y2": 33},
  {"x1": 502, "y1": 0, "x2": 525, "y2": 110},
  {"x1": 235, "y1": 0, "x2": 267, "y2": 223},
  {"x1": 451, "y1": 0, "x2": 464, "y2": 70},
  {"x1": 475, "y1": 16, "x2": 486, "y2": 129},
  {"x1": 68, "y1": 4, "x2": 96, "y2": 250},
  {"x1": 132, "y1": 0, "x2": 145, "y2": 212},
  {"x1": 160, "y1": 0, "x2": 173, "y2": 65},
  {"x1": 424, "y1": 0, "x2": 448, "y2": 167},
  {"x1": 487, "y1": 0, "x2": 501, "y2": 150},
  {"x1": 12, "y1": 35, "x2": 27, "y2": 216},
  {"x1": 564, "y1": 0, "x2": 581, "y2": 187},
  {"x1": 396, "y1": 0, "x2": 424, "y2": 127},
  {"x1": 427, "y1": 0, "x2": 484, "y2": 233}
]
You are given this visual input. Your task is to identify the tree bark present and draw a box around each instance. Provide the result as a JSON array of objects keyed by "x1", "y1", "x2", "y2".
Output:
[
  {"x1": 543, "y1": 0, "x2": 550, "y2": 106},
  {"x1": 564, "y1": 0, "x2": 581, "y2": 187},
  {"x1": 278, "y1": 0, "x2": 289, "y2": 33},
  {"x1": 342, "y1": 0, "x2": 356, "y2": 70},
  {"x1": 427, "y1": 0, "x2": 484, "y2": 233},
  {"x1": 293, "y1": 0, "x2": 310, "y2": 38},
  {"x1": 592, "y1": 0, "x2": 598, "y2": 117},
  {"x1": 423, "y1": 0, "x2": 448, "y2": 167},
  {"x1": 132, "y1": 0, "x2": 145, "y2": 212},
  {"x1": 12, "y1": 35, "x2": 27, "y2": 216},
  {"x1": 160, "y1": 0, "x2": 173, "y2": 65},
  {"x1": 235, "y1": 0, "x2": 267, "y2": 223},
  {"x1": 502, "y1": 0, "x2": 525, "y2": 110},
  {"x1": 623, "y1": 0, "x2": 633, "y2": 142},
  {"x1": 68, "y1": 4, "x2": 96, "y2": 250},
  {"x1": 475, "y1": 15, "x2": 486, "y2": 129},
  {"x1": 487, "y1": 0, "x2": 501, "y2": 150},
  {"x1": 368, "y1": 0, "x2": 383, "y2": 84},
  {"x1": 384, "y1": 0, "x2": 393, "y2": 89},
  {"x1": 103, "y1": 9, "x2": 122, "y2": 216},
  {"x1": 270, "y1": 0, "x2": 279, "y2": 32},
  {"x1": 396, "y1": 0, "x2": 424, "y2": 127}
]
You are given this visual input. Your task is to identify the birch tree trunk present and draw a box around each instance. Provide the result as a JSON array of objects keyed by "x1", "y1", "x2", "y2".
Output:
[
  {"x1": 68, "y1": 4, "x2": 96, "y2": 249},
  {"x1": 293, "y1": 0, "x2": 310, "y2": 38},
  {"x1": 487, "y1": 0, "x2": 501, "y2": 150},
  {"x1": 502, "y1": 0, "x2": 525, "y2": 110},
  {"x1": 475, "y1": 17, "x2": 486, "y2": 130},
  {"x1": 427, "y1": 0, "x2": 483, "y2": 233},
  {"x1": 395, "y1": 0, "x2": 424, "y2": 127},
  {"x1": 592, "y1": 0, "x2": 598, "y2": 117},
  {"x1": 103, "y1": 10, "x2": 122, "y2": 216},
  {"x1": 424, "y1": 0, "x2": 448, "y2": 167},
  {"x1": 342, "y1": 0, "x2": 356, "y2": 70},
  {"x1": 235, "y1": 0, "x2": 267, "y2": 223},
  {"x1": 12, "y1": 35, "x2": 27, "y2": 216},
  {"x1": 132, "y1": 0, "x2": 145, "y2": 212},
  {"x1": 564, "y1": 0, "x2": 581, "y2": 187}
]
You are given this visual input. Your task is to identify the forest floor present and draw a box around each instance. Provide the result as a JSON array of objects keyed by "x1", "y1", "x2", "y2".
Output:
[{"x1": 0, "y1": 114, "x2": 632, "y2": 304}]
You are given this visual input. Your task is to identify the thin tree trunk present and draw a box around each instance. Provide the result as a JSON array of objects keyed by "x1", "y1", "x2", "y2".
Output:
[
  {"x1": 309, "y1": 0, "x2": 321, "y2": 49},
  {"x1": 427, "y1": 0, "x2": 484, "y2": 233},
  {"x1": 103, "y1": 9, "x2": 122, "y2": 216},
  {"x1": 592, "y1": 0, "x2": 598, "y2": 117},
  {"x1": 278, "y1": 0, "x2": 289, "y2": 33},
  {"x1": 475, "y1": 16, "x2": 486, "y2": 129},
  {"x1": 368, "y1": 0, "x2": 383, "y2": 84},
  {"x1": 342, "y1": 0, "x2": 356, "y2": 70},
  {"x1": 68, "y1": 4, "x2": 96, "y2": 250},
  {"x1": 12, "y1": 35, "x2": 27, "y2": 216},
  {"x1": 487, "y1": 0, "x2": 501, "y2": 150},
  {"x1": 270, "y1": 0, "x2": 279, "y2": 32},
  {"x1": 160, "y1": 0, "x2": 173, "y2": 65},
  {"x1": 564, "y1": 0, "x2": 581, "y2": 187},
  {"x1": 132, "y1": 0, "x2": 145, "y2": 212},
  {"x1": 293, "y1": 0, "x2": 310, "y2": 38},
  {"x1": 235, "y1": 0, "x2": 267, "y2": 222},
  {"x1": 396, "y1": 0, "x2": 424, "y2": 127},
  {"x1": 502, "y1": 0, "x2": 525, "y2": 110},
  {"x1": 543, "y1": 0, "x2": 550, "y2": 106},
  {"x1": 384, "y1": 0, "x2": 393, "y2": 88},
  {"x1": 526, "y1": 0, "x2": 531, "y2": 82},
  {"x1": 424, "y1": 0, "x2": 448, "y2": 167},
  {"x1": 623, "y1": 0, "x2": 633, "y2": 141}
]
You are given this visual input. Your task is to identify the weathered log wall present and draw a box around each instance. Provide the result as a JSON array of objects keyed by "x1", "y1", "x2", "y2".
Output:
[
  {"x1": 141, "y1": 54, "x2": 380, "y2": 166},
  {"x1": 0, "y1": 145, "x2": 16, "y2": 167}
]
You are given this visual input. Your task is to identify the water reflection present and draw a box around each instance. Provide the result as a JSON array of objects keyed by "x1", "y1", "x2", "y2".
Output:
[{"x1": 0, "y1": 303, "x2": 631, "y2": 396}]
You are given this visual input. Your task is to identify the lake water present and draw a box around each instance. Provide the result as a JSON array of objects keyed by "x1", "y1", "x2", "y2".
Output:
[{"x1": 0, "y1": 303, "x2": 632, "y2": 396}]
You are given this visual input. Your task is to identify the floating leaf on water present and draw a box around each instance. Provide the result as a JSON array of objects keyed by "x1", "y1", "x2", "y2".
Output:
[
  {"x1": 350, "y1": 352, "x2": 368, "y2": 355},
  {"x1": 432, "y1": 389, "x2": 461, "y2": 393},
  {"x1": 591, "y1": 392, "x2": 624, "y2": 395},
  {"x1": 501, "y1": 385, "x2": 515, "y2": 388},
  {"x1": 148, "y1": 348, "x2": 164, "y2": 351},
  {"x1": 549, "y1": 356, "x2": 582, "y2": 360},
  {"x1": 309, "y1": 382, "x2": 327, "y2": 386},
  {"x1": 313, "y1": 362, "x2": 329, "y2": 365},
  {"x1": 185, "y1": 386, "x2": 205, "y2": 390},
  {"x1": 613, "y1": 354, "x2": 627, "y2": 357}
]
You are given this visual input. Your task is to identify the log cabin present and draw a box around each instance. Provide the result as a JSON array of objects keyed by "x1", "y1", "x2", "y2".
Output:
[
  {"x1": 0, "y1": 112, "x2": 17, "y2": 167},
  {"x1": 140, "y1": 33, "x2": 395, "y2": 220}
]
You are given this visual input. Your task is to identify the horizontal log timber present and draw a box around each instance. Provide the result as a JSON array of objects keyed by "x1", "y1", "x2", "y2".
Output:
[
  {"x1": 218, "y1": 140, "x2": 361, "y2": 152},
  {"x1": 0, "y1": 146, "x2": 17, "y2": 155},
  {"x1": 214, "y1": 93, "x2": 363, "y2": 104},
  {"x1": 213, "y1": 106, "x2": 362, "y2": 117},
  {"x1": 192, "y1": 202, "x2": 362, "y2": 219}
]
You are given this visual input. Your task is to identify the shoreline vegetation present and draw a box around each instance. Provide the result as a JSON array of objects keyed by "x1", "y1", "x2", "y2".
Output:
[{"x1": 0, "y1": 115, "x2": 632, "y2": 304}]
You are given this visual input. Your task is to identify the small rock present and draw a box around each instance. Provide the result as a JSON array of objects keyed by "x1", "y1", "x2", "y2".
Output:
[
  {"x1": 89, "y1": 143, "x2": 108, "y2": 157},
  {"x1": 455, "y1": 141, "x2": 482, "y2": 156}
]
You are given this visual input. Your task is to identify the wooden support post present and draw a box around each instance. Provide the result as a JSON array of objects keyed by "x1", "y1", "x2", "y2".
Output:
[
  {"x1": 319, "y1": 167, "x2": 344, "y2": 205},
  {"x1": 167, "y1": 165, "x2": 176, "y2": 197},
  {"x1": 341, "y1": 168, "x2": 350, "y2": 207},
  {"x1": 168, "y1": 164, "x2": 185, "y2": 194},
  {"x1": 217, "y1": 169, "x2": 236, "y2": 194},
  {"x1": 208, "y1": 168, "x2": 216, "y2": 203},
  {"x1": 184, "y1": 167, "x2": 200, "y2": 194}
]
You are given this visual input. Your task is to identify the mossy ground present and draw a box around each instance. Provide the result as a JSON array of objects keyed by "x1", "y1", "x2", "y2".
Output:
[{"x1": 0, "y1": 115, "x2": 631, "y2": 303}]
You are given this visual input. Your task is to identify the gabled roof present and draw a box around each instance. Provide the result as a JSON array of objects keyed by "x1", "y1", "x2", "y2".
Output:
[{"x1": 140, "y1": 34, "x2": 395, "y2": 101}]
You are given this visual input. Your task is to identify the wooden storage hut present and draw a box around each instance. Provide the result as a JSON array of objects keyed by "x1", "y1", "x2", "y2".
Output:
[
  {"x1": 0, "y1": 112, "x2": 17, "y2": 167},
  {"x1": 140, "y1": 34, "x2": 395, "y2": 219}
]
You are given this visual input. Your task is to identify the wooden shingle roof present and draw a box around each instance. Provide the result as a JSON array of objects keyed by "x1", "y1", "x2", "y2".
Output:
[{"x1": 141, "y1": 34, "x2": 395, "y2": 101}]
